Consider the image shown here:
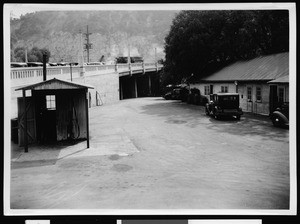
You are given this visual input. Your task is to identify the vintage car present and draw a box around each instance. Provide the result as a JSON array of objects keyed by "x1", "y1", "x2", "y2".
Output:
[
  {"x1": 164, "y1": 87, "x2": 181, "y2": 100},
  {"x1": 187, "y1": 88, "x2": 208, "y2": 105},
  {"x1": 270, "y1": 102, "x2": 289, "y2": 128},
  {"x1": 11, "y1": 62, "x2": 28, "y2": 68},
  {"x1": 205, "y1": 93, "x2": 243, "y2": 120}
]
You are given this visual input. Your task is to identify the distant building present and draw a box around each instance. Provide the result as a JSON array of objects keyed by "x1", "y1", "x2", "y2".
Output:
[{"x1": 190, "y1": 52, "x2": 289, "y2": 115}]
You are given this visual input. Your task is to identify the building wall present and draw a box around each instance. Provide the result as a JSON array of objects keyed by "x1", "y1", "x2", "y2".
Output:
[
  {"x1": 75, "y1": 72, "x2": 120, "y2": 107},
  {"x1": 190, "y1": 82, "x2": 273, "y2": 115}
]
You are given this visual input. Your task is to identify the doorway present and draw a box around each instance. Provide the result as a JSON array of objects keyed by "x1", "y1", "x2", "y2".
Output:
[{"x1": 37, "y1": 94, "x2": 57, "y2": 143}]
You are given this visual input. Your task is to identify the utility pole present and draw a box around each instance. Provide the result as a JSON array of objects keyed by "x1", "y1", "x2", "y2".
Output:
[
  {"x1": 25, "y1": 48, "x2": 28, "y2": 63},
  {"x1": 84, "y1": 25, "x2": 92, "y2": 63},
  {"x1": 79, "y1": 29, "x2": 85, "y2": 79}
]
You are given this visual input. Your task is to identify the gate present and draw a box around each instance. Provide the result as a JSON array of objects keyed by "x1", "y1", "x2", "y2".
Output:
[{"x1": 18, "y1": 97, "x2": 36, "y2": 146}]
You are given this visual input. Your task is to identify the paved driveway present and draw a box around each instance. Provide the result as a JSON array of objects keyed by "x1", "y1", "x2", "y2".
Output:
[{"x1": 10, "y1": 97, "x2": 290, "y2": 211}]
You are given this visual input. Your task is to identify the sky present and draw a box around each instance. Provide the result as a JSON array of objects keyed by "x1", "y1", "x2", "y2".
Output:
[{"x1": 10, "y1": 6, "x2": 37, "y2": 18}]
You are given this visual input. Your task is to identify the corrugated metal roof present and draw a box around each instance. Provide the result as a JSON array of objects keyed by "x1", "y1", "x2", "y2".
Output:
[
  {"x1": 201, "y1": 52, "x2": 289, "y2": 82},
  {"x1": 268, "y1": 75, "x2": 289, "y2": 84},
  {"x1": 15, "y1": 78, "x2": 94, "y2": 91}
]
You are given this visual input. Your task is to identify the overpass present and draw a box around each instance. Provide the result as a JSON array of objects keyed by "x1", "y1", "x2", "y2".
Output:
[{"x1": 9, "y1": 62, "x2": 163, "y2": 118}]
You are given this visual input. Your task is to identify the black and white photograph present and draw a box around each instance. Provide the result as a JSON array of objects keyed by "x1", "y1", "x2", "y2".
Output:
[{"x1": 3, "y1": 3, "x2": 296, "y2": 215}]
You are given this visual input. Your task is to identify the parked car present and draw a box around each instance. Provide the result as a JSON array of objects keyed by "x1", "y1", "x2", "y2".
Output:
[
  {"x1": 57, "y1": 62, "x2": 68, "y2": 66},
  {"x1": 270, "y1": 102, "x2": 289, "y2": 128},
  {"x1": 205, "y1": 93, "x2": 243, "y2": 120},
  {"x1": 164, "y1": 88, "x2": 181, "y2": 100},
  {"x1": 163, "y1": 84, "x2": 181, "y2": 100},
  {"x1": 26, "y1": 62, "x2": 43, "y2": 67},
  {"x1": 187, "y1": 88, "x2": 208, "y2": 105},
  {"x1": 11, "y1": 62, "x2": 28, "y2": 68},
  {"x1": 180, "y1": 86, "x2": 190, "y2": 102}
]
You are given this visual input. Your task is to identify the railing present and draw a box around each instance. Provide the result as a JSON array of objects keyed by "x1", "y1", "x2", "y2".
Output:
[{"x1": 10, "y1": 63, "x2": 163, "y2": 88}]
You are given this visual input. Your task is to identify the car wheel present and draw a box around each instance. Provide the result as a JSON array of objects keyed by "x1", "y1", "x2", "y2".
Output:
[
  {"x1": 272, "y1": 116, "x2": 282, "y2": 127},
  {"x1": 236, "y1": 115, "x2": 241, "y2": 120},
  {"x1": 205, "y1": 107, "x2": 209, "y2": 115}
]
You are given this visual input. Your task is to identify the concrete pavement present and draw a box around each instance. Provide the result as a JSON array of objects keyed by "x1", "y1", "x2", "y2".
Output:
[{"x1": 10, "y1": 97, "x2": 290, "y2": 210}]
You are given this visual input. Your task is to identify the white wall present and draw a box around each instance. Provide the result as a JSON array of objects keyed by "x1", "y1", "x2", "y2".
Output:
[{"x1": 189, "y1": 82, "x2": 281, "y2": 115}]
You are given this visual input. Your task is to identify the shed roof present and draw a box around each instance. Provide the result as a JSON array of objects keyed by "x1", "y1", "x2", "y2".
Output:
[
  {"x1": 268, "y1": 75, "x2": 289, "y2": 84},
  {"x1": 200, "y1": 52, "x2": 289, "y2": 82},
  {"x1": 15, "y1": 78, "x2": 94, "y2": 91}
]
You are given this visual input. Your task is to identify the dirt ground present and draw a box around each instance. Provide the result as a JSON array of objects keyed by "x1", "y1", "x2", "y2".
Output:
[{"x1": 10, "y1": 97, "x2": 290, "y2": 210}]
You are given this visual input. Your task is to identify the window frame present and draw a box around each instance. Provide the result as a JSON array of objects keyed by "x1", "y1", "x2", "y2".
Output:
[
  {"x1": 278, "y1": 87, "x2": 285, "y2": 103},
  {"x1": 247, "y1": 86, "x2": 252, "y2": 102},
  {"x1": 204, "y1": 86, "x2": 210, "y2": 95},
  {"x1": 256, "y1": 86, "x2": 262, "y2": 103},
  {"x1": 46, "y1": 95, "x2": 56, "y2": 110},
  {"x1": 221, "y1": 85, "x2": 228, "y2": 93}
]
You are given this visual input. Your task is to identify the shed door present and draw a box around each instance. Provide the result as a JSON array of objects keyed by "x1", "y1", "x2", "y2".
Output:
[{"x1": 18, "y1": 97, "x2": 36, "y2": 146}]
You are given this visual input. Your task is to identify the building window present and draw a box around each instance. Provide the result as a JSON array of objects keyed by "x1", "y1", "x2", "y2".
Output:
[
  {"x1": 247, "y1": 87, "x2": 252, "y2": 101},
  {"x1": 204, "y1": 86, "x2": 210, "y2": 95},
  {"x1": 221, "y1": 86, "x2": 228, "y2": 93},
  {"x1": 46, "y1": 95, "x2": 56, "y2": 110},
  {"x1": 256, "y1": 86, "x2": 262, "y2": 102},
  {"x1": 279, "y1": 87, "x2": 284, "y2": 103}
]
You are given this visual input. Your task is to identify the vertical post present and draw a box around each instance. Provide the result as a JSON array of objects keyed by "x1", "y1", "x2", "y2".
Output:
[
  {"x1": 120, "y1": 79, "x2": 123, "y2": 100},
  {"x1": 148, "y1": 74, "x2": 152, "y2": 96},
  {"x1": 43, "y1": 53, "x2": 47, "y2": 81},
  {"x1": 128, "y1": 43, "x2": 131, "y2": 64},
  {"x1": 25, "y1": 48, "x2": 28, "y2": 63},
  {"x1": 70, "y1": 63, "x2": 73, "y2": 81},
  {"x1": 87, "y1": 25, "x2": 90, "y2": 63},
  {"x1": 23, "y1": 89, "x2": 28, "y2": 152},
  {"x1": 85, "y1": 89, "x2": 90, "y2": 148},
  {"x1": 134, "y1": 77, "x2": 138, "y2": 98}
]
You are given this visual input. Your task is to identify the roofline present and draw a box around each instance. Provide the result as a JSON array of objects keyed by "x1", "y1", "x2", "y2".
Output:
[
  {"x1": 211, "y1": 93, "x2": 240, "y2": 95},
  {"x1": 192, "y1": 79, "x2": 275, "y2": 84},
  {"x1": 15, "y1": 78, "x2": 94, "y2": 91}
]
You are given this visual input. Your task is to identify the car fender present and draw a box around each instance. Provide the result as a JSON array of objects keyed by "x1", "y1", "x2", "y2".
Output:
[{"x1": 272, "y1": 111, "x2": 288, "y2": 124}]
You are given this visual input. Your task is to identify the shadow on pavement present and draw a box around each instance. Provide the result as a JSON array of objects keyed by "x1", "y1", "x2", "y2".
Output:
[
  {"x1": 140, "y1": 99, "x2": 289, "y2": 142},
  {"x1": 11, "y1": 139, "x2": 86, "y2": 169}
]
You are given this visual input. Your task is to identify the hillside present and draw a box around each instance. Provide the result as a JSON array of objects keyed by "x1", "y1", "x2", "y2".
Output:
[{"x1": 10, "y1": 10, "x2": 178, "y2": 63}]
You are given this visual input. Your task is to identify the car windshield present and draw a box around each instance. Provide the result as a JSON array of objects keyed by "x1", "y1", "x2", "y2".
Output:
[
  {"x1": 220, "y1": 95, "x2": 238, "y2": 101},
  {"x1": 218, "y1": 95, "x2": 239, "y2": 108}
]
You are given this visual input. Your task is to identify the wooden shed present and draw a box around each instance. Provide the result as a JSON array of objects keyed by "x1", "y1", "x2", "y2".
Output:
[{"x1": 15, "y1": 78, "x2": 94, "y2": 152}]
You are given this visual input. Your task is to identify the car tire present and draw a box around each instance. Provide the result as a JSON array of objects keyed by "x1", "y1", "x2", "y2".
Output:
[
  {"x1": 205, "y1": 107, "x2": 209, "y2": 115},
  {"x1": 272, "y1": 116, "x2": 282, "y2": 127}
]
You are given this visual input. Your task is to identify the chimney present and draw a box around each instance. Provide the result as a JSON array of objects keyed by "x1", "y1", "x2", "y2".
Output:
[{"x1": 43, "y1": 53, "x2": 47, "y2": 81}]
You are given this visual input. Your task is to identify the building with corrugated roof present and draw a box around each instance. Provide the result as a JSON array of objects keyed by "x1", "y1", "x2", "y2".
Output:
[{"x1": 190, "y1": 52, "x2": 289, "y2": 115}]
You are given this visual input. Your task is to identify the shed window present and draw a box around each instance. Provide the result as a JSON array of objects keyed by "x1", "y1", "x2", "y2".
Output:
[
  {"x1": 256, "y1": 87, "x2": 262, "y2": 102},
  {"x1": 221, "y1": 86, "x2": 228, "y2": 93},
  {"x1": 279, "y1": 87, "x2": 284, "y2": 103},
  {"x1": 46, "y1": 95, "x2": 56, "y2": 110},
  {"x1": 204, "y1": 86, "x2": 210, "y2": 95}
]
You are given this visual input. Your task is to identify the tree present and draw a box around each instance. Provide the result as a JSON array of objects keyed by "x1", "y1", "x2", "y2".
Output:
[
  {"x1": 13, "y1": 47, "x2": 26, "y2": 62},
  {"x1": 163, "y1": 10, "x2": 289, "y2": 85},
  {"x1": 12, "y1": 46, "x2": 51, "y2": 62},
  {"x1": 28, "y1": 47, "x2": 51, "y2": 62}
]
